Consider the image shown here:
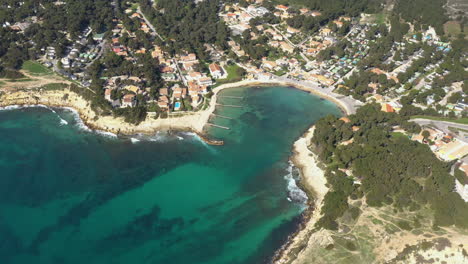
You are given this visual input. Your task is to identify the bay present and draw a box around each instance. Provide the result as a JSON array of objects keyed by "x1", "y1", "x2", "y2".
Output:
[{"x1": 0, "y1": 86, "x2": 341, "y2": 264}]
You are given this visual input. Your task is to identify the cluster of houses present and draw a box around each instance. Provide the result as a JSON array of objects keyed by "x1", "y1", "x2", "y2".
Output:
[
  {"x1": 110, "y1": 12, "x2": 151, "y2": 58},
  {"x1": 3, "y1": 14, "x2": 37, "y2": 33},
  {"x1": 273, "y1": 4, "x2": 322, "y2": 19},
  {"x1": 177, "y1": 53, "x2": 226, "y2": 106},
  {"x1": 95, "y1": 9, "x2": 225, "y2": 113},
  {"x1": 412, "y1": 127, "x2": 468, "y2": 161},
  {"x1": 411, "y1": 127, "x2": 468, "y2": 201},
  {"x1": 218, "y1": 2, "x2": 367, "y2": 85},
  {"x1": 303, "y1": 23, "x2": 374, "y2": 86},
  {"x1": 364, "y1": 27, "x2": 466, "y2": 116},
  {"x1": 39, "y1": 27, "x2": 103, "y2": 84},
  {"x1": 13, "y1": 0, "x2": 464, "y2": 121},
  {"x1": 102, "y1": 41, "x2": 226, "y2": 112},
  {"x1": 222, "y1": 3, "x2": 267, "y2": 35},
  {"x1": 455, "y1": 162, "x2": 468, "y2": 202}
]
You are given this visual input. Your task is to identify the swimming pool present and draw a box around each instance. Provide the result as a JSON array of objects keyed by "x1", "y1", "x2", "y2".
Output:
[{"x1": 175, "y1": 102, "x2": 181, "y2": 108}]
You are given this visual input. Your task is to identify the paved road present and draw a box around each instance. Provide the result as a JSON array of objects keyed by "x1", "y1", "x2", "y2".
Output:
[
  {"x1": 440, "y1": 82, "x2": 462, "y2": 105},
  {"x1": 231, "y1": 61, "x2": 362, "y2": 114},
  {"x1": 137, "y1": 7, "x2": 164, "y2": 41},
  {"x1": 411, "y1": 118, "x2": 468, "y2": 143},
  {"x1": 85, "y1": 39, "x2": 107, "y2": 70},
  {"x1": 272, "y1": 75, "x2": 363, "y2": 114},
  {"x1": 173, "y1": 58, "x2": 186, "y2": 84},
  {"x1": 270, "y1": 25, "x2": 311, "y2": 63}
]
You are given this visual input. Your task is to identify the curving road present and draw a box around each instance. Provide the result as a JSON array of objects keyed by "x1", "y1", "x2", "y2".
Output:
[
  {"x1": 411, "y1": 118, "x2": 468, "y2": 143},
  {"x1": 137, "y1": 7, "x2": 164, "y2": 41}
]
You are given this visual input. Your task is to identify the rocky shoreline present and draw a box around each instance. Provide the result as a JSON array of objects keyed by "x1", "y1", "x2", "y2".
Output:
[
  {"x1": 273, "y1": 127, "x2": 330, "y2": 264},
  {"x1": 0, "y1": 79, "x2": 355, "y2": 143}
]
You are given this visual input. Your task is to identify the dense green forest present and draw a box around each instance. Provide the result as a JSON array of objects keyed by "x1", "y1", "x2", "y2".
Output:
[
  {"x1": 139, "y1": 0, "x2": 229, "y2": 59},
  {"x1": 0, "y1": 0, "x2": 113, "y2": 76},
  {"x1": 312, "y1": 104, "x2": 468, "y2": 230},
  {"x1": 273, "y1": 0, "x2": 382, "y2": 16},
  {"x1": 394, "y1": 0, "x2": 448, "y2": 35}
]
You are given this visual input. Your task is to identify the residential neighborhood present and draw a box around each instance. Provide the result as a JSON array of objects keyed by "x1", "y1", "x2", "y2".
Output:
[{"x1": 0, "y1": 0, "x2": 467, "y2": 263}]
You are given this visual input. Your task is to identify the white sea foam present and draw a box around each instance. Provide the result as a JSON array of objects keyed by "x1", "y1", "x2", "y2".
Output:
[
  {"x1": 61, "y1": 107, "x2": 92, "y2": 132},
  {"x1": 44, "y1": 105, "x2": 57, "y2": 114},
  {"x1": 130, "y1": 137, "x2": 141, "y2": 143},
  {"x1": 180, "y1": 131, "x2": 211, "y2": 147},
  {"x1": 62, "y1": 107, "x2": 117, "y2": 139},
  {"x1": 59, "y1": 119, "x2": 68, "y2": 125},
  {"x1": 0, "y1": 104, "x2": 50, "y2": 111},
  {"x1": 180, "y1": 132, "x2": 199, "y2": 141},
  {"x1": 284, "y1": 162, "x2": 308, "y2": 206},
  {"x1": 147, "y1": 131, "x2": 169, "y2": 142},
  {"x1": 180, "y1": 131, "x2": 207, "y2": 145},
  {"x1": 43, "y1": 107, "x2": 69, "y2": 126},
  {"x1": 0, "y1": 104, "x2": 120, "y2": 139},
  {"x1": 95, "y1": 130, "x2": 118, "y2": 138},
  {"x1": 0, "y1": 105, "x2": 22, "y2": 111},
  {"x1": 0, "y1": 104, "x2": 69, "y2": 126},
  {"x1": 35, "y1": 105, "x2": 71, "y2": 126}
]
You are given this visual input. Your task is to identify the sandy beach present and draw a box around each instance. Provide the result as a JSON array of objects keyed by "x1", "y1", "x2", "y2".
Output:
[
  {"x1": 0, "y1": 79, "x2": 355, "y2": 137},
  {"x1": 291, "y1": 127, "x2": 328, "y2": 201},
  {"x1": 212, "y1": 79, "x2": 357, "y2": 115},
  {"x1": 273, "y1": 126, "x2": 331, "y2": 264}
]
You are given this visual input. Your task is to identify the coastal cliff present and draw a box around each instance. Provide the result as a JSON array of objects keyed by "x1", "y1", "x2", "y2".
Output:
[
  {"x1": 0, "y1": 78, "x2": 358, "y2": 136},
  {"x1": 0, "y1": 88, "x2": 208, "y2": 135}
]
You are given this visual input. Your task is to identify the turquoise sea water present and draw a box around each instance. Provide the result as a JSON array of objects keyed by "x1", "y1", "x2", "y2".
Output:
[{"x1": 0, "y1": 86, "x2": 341, "y2": 264}]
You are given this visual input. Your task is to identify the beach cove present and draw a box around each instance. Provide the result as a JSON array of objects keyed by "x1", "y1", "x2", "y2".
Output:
[
  {"x1": 0, "y1": 85, "x2": 342, "y2": 264},
  {"x1": 0, "y1": 79, "x2": 356, "y2": 137}
]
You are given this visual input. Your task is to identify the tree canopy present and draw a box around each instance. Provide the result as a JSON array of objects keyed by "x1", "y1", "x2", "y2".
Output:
[
  {"x1": 312, "y1": 104, "x2": 468, "y2": 230},
  {"x1": 140, "y1": 0, "x2": 229, "y2": 58}
]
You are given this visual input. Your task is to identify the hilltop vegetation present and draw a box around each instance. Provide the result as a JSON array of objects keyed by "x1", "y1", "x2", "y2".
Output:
[
  {"x1": 273, "y1": 0, "x2": 382, "y2": 16},
  {"x1": 0, "y1": 0, "x2": 113, "y2": 76},
  {"x1": 394, "y1": 0, "x2": 449, "y2": 35},
  {"x1": 139, "y1": 0, "x2": 230, "y2": 58},
  {"x1": 312, "y1": 104, "x2": 468, "y2": 230}
]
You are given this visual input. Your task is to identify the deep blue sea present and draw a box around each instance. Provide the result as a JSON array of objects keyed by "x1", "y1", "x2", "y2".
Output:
[{"x1": 0, "y1": 86, "x2": 341, "y2": 264}]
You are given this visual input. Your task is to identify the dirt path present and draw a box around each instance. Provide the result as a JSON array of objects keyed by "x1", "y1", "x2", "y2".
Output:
[{"x1": 0, "y1": 70, "x2": 70, "y2": 91}]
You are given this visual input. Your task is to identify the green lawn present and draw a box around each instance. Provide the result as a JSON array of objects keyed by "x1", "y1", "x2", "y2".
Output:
[
  {"x1": 213, "y1": 64, "x2": 244, "y2": 87},
  {"x1": 448, "y1": 126, "x2": 468, "y2": 134},
  {"x1": 21, "y1": 60, "x2": 53, "y2": 76},
  {"x1": 8, "y1": 78, "x2": 36, "y2": 82},
  {"x1": 411, "y1": 115, "x2": 468, "y2": 125},
  {"x1": 274, "y1": 69, "x2": 288, "y2": 76},
  {"x1": 130, "y1": 2, "x2": 139, "y2": 10},
  {"x1": 391, "y1": 132, "x2": 409, "y2": 139},
  {"x1": 444, "y1": 21, "x2": 461, "y2": 38},
  {"x1": 374, "y1": 13, "x2": 386, "y2": 24},
  {"x1": 361, "y1": 13, "x2": 387, "y2": 25},
  {"x1": 39, "y1": 83, "x2": 68, "y2": 90}
]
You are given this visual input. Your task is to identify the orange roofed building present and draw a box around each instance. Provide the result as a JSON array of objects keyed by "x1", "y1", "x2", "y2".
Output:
[
  {"x1": 371, "y1": 68, "x2": 387, "y2": 75},
  {"x1": 381, "y1": 103, "x2": 395, "y2": 113},
  {"x1": 275, "y1": 5, "x2": 289, "y2": 11},
  {"x1": 339, "y1": 117, "x2": 351, "y2": 123},
  {"x1": 122, "y1": 94, "x2": 136, "y2": 108}
]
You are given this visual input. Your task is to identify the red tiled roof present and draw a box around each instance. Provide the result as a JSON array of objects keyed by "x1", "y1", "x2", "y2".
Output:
[{"x1": 209, "y1": 63, "x2": 222, "y2": 73}]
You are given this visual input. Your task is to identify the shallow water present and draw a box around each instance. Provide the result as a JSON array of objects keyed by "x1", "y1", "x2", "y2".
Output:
[{"x1": 0, "y1": 86, "x2": 341, "y2": 264}]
